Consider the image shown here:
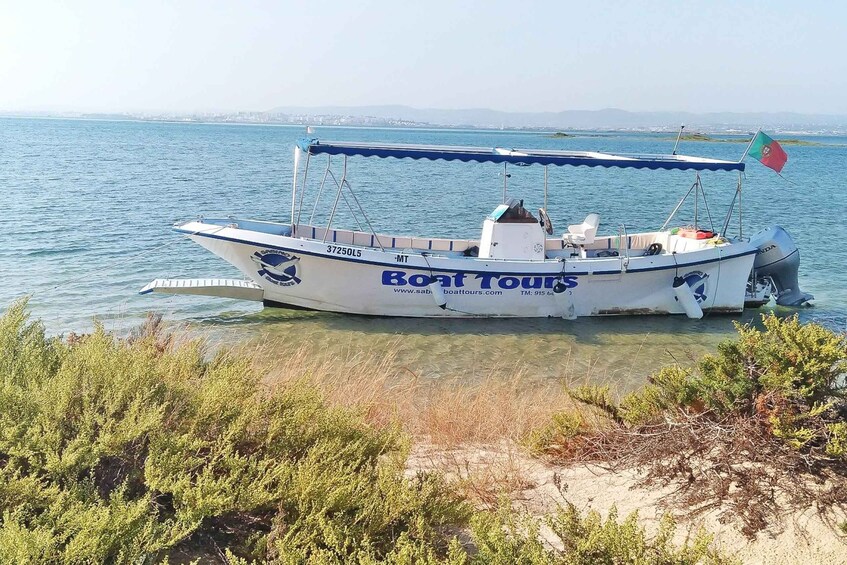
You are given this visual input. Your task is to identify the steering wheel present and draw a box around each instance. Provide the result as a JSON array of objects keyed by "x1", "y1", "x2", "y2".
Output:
[{"x1": 538, "y1": 208, "x2": 554, "y2": 235}]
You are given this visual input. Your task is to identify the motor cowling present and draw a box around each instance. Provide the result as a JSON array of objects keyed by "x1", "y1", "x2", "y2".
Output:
[{"x1": 748, "y1": 226, "x2": 813, "y2": 306}]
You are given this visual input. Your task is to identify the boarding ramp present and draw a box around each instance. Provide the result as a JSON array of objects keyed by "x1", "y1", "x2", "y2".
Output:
[{"x1": 139, "y1": 278, "x2": 264, "y2": 301}]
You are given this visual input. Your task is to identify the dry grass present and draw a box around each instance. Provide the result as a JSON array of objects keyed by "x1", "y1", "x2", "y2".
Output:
[
  {"x1": 249, "y1": 338, "x2": 605, "y2": 506},
  {"x1": 407, "y1": 442, "x2": 543, "y2": 510},
  {"x1": 254, "y1": 338, "x2": 589, "y2": 447}
]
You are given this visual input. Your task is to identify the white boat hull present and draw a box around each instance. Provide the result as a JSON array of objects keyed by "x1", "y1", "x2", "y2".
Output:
[{"x1": 177, "y1": 221, "x2": 758, "y2": 318}]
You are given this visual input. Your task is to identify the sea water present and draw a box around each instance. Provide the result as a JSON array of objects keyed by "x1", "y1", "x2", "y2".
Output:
[{"x1": 2, "y1": 117, "x2": 845, "y2": 388}]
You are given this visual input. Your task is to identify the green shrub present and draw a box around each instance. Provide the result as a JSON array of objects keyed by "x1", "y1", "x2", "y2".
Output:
[
  {"x1": 469, "y1": 504, "x2": 549, "y2": 564},
  {"x1": 826, "y1": 422, "x2": 847, "y2": 457},
  {"x1": 552, "y1": 314, "x2": 847, "y2": 458},
  {"x1": 695, "y1": 314, "x2": 847, "y2": 412},
  {"x1": 0, "y1": 300, "x2": 734, "y2": 563},
  {"x1": 529, "y1": 314, "x2": 847, "y2": 537},
  {"x1": 0, "y1": 300, "x2": 466, "y2": 563},
  {"x1": 618, "y1": 365, "x2": 695, "y2": 425},
  {"x1": 469, "y1": 503, "x2": 734, "y2": 565},
  {"x1": 568, "y1": 385, "x2": 620, "y2": 423},
  {"x1": 525, "y1": 411, "x2": 585, "y2": 455}
]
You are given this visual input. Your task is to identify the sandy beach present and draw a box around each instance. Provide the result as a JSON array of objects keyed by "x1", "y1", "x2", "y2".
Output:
[{"x1": 407, "y1": 442, "x2": 847, "y2": 564}]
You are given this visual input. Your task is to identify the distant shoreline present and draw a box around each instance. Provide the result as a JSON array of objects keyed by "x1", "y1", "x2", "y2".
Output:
[
  {"x1": 668, "y1": 132, "x2": 824, "y2": 146},
  {"x1": 2, "y1": 113, "x2": 844, "y2": 139}
]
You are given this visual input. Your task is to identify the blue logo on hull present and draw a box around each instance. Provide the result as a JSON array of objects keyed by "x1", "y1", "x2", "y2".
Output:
[
  {"x1": 682, "y1": 271, "x2": 709, "y2": 303},
  {"x1": 252, "y1": 250, "x2": 301, "y2": 286}
]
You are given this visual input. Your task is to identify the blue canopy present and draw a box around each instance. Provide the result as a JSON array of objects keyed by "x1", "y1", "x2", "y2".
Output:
[{"x1": 298, "y1": 139, "x2": 745, "y2": 172}]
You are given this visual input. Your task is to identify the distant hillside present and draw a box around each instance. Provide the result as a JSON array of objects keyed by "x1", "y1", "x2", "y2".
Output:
[{"x1": 269, "y1": 104, "x2": 847, "y2": 132}]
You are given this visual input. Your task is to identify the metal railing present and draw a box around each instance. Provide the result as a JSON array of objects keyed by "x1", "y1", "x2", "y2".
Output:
[{"x1": 618, "y1": 224, "x2": 630, "y2": 271}]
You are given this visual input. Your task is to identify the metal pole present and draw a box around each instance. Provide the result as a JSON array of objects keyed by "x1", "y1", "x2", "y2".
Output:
[
  {"x1": 738, "y1": 128, "x2": 761, "y2": 163},
  {"x1": 309, "y1": 155, "x2": 331, "y2": 226},
  {"x1": 341, "y1": 177, "x2": 386, "y2": 252},
  {"x1": 295, "y1": 152, "x2": 311, "y2": 227},
  {"x1": 672, "y1": 124, "x2": 685, "y2": 155},
  {"x1": 660, "y1": 179, "x2": 698, "y2": 231},
  {"x1": 543, "y1": 166, "x2": 548, "y2": 210},
  {"x1": 720, "y1": 179, "x2": 740, "y2": 237},
  {"x1": 694, "y1": 174, "x2": 699, "y2": 230},
  {"x1": 738, "y1": 173, "x2": 743, "y2": 239},
  {"x1": 338, "y1": 180, "x2": 365, "y2": 232},
  {"x1": 323, "y1": 156, "x2": 346, "y2": 243},
  {"x1": 290, "y1": 146, "x2": 302, "y2": 231},
  {"x1": 502, "y1": 163, "x2": 508, "y2": 203},
  {"x1": 699, "y1": 175, "x2": 716, "y2": 233}
]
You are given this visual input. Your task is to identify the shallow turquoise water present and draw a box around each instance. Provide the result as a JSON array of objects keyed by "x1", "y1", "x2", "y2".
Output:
[{"x1": 2, "y1": 118, "x2": 844, "y2": 387}]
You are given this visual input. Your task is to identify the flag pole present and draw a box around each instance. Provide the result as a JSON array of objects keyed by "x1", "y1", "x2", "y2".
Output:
[{"x1": 738, "y1": 127, "x2": 761, "y2": 163}]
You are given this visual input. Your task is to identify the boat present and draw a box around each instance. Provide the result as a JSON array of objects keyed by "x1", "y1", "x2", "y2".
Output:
[{"x1": 141, "y1": 139, "x2": 812, "y2": 319}]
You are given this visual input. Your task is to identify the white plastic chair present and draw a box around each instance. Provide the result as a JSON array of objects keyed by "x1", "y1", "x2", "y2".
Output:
[{"x1": 563, "y1": 213, "x2": 600, "y2": 246}]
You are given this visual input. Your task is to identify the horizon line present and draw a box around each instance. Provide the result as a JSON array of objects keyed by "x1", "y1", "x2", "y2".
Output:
[{"x1": 3, "y1": 105, "x2": 847, "y2": 118}]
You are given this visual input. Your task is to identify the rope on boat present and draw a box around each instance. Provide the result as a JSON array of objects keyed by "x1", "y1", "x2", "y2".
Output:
[{"x1": 419, "y1": 252, "x2": 477, "y2": 316}]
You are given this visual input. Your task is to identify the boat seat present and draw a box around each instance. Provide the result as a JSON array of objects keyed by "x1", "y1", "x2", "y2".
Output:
[{"x1": 563, "y1": 213, "x2": 600, "y2": 246}]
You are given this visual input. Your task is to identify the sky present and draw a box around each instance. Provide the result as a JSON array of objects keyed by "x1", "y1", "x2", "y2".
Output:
[{"x1": 1, "y1": 0, "x2": 845, "y2": 115}]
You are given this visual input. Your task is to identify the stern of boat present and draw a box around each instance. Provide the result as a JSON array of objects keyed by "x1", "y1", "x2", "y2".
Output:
[{"x1": 747, "y1": 226, "x2": 813, "y2": 307}]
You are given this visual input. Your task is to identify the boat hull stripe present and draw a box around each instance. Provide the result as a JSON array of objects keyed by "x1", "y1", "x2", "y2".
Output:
[{"x1": 178, "y1": 228, "x2": 758, "y2": 277}]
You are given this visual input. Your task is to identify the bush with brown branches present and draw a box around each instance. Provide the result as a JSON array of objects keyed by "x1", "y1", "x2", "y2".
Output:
[{"x1": 534, "y1": 314, "x2": 847, "y2": 537}]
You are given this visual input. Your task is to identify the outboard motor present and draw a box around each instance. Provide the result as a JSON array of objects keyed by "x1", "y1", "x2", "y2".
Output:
[{"x1": 748, "y1": 226, "x2": 813, "y2": 306}]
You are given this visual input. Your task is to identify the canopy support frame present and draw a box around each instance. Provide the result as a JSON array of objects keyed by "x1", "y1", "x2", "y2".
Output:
[
  {"x1": 660, "y1": 173, "x2": 716, "y2": 233},
  {"x1": 294, "y1": 151, "x2": 311, "y2": 229},
  {"x1": 319, "y1": 156, "x2": 385, "y2": 252},
  {"x1": 721, "y1": 173, "x2": 744, "y2": 238},
  {"x1": 308, "y1": 155, "x2": 332, "y2": 226},
  {"x1": 289, "y1": 146, "x2": 301, "y2": 234}
]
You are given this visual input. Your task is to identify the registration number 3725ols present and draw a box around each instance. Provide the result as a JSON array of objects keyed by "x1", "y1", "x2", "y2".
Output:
[{"x1": 326, "y1": 245, "x2": 362, "y2": 257}]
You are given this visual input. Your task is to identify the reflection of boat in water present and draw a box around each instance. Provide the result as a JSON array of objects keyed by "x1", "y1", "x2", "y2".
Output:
[{"x1": 142, "y1": 140, "x2": 812, "y2": 319}]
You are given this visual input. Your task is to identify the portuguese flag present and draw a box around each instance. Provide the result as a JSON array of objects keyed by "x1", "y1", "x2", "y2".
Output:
[{"x1": 748, "y1": 131, "x2": 788, "y2": 173}]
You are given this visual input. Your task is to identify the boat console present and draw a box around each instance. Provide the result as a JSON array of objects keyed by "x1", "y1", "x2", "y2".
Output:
[{"x1": 478, "y1": 199, "x2": 546, "y2": 260}]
